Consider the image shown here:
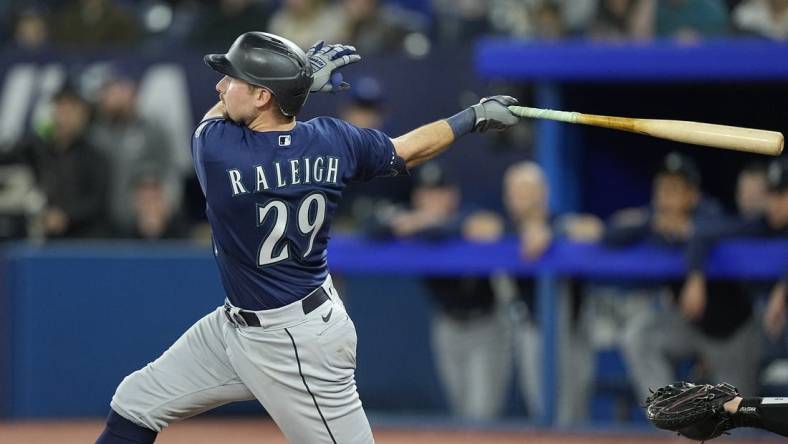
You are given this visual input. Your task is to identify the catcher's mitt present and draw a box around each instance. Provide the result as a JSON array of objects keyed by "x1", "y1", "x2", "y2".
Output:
[{"x1": 645, "y1": 382, "x2": 739, "y2": 441}]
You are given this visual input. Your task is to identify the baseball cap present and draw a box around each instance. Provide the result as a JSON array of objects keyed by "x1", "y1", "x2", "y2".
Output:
[
  {"x1": 349, "y1": 77, "x2": 384, "y2": 108},
  {"x1": 52, "y1": 80, "x2": 86, "y2": 102},
  {"x1": 657, "y1": 151, "x2": 701, "y2": 187},
  {"x1": 767, "y1": 159, "x2": 788, "y2": 192},
  {"x1": 415, "y1": 162, "x2": 455, "y2": 189}
]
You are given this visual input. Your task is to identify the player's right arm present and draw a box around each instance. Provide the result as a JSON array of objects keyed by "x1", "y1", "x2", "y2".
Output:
[{"x1": 392, "y1": 95, "x2": 519, "y2": 168}]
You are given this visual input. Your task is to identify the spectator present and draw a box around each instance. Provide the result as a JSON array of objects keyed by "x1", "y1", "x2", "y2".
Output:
[
  {"x1": 11, "y1": 7, "x2": 49, "y2": 49},
  {"x1": 655, "y1": 0, "x2": 730, "y2": 41},
  {"x1": 501, "y1": 161, "x2": 594, "y2": 424},
  {"x1": 126, "y1": 169, "x2": 188, "y2": 240},
  {"x1": 187, "y1": 0, "x2": 273, "y2": 52},
  {"x1": 733, "y1": 0, "x2": 788, "y2": 39},
  {"x1": 268, "y1": 0, "x2": 344, "y2": 50},
  {"x1": 589, "y1": 0, "x2": 655, "y2": 40},
  {"x1": 0, "y1": 164, "x2": 44, "y2": 239},
  {"x1": 736, "y1": 161, "x2": 770, "y2": 219},
  {"x1": 367, "y1": 163, "x2": 512, "y2": 420},
  {"x1": 51, "y1": 0, "x2": 141, "y2": 47},
  {"x1": 335, "y1": 0, "x2": 426, "y2": 54},
  {"x1": 89, "y1": 72, "x2": 178, "y2": 236},
  {"x1": 434, "y1": 0, "x2": 593, "y2": 42},
  {"x1": 15, "y1": 84, "x2": 108, "y2": 239},
  {"x1": 431, "y1": 0, "x2": 492, "y2": 45}
]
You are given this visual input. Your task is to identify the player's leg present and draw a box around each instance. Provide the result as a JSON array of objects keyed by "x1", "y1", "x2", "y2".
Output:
[
  {"x1": 702, "y1": 316, "x2": 760, "y2": 396},
  {"x1": 96, "y1": 307, "x2": 254, "y2": 443},
  {"x1": 458, "y1": 310, "x2": 512, "y2": 419},
  {"x1": 622, "y1": 297, "x2": 696, "y2": 401},
  {"x1": 431, "y1": 311, "x2": 474, "y2": 417},
  {"x1": 514, "y1": 314, "x2": 543, "y2": 418},
  {"x1": 556, "y1": 285, "x2": 594, "y2": 425},
  {"x1": 228, "y1": 294, "x2": 373, "y2": 444}
]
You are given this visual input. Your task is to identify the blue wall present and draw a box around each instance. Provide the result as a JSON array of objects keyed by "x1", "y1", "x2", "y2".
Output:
[{"x1": 2, "y1": 238, "x2": 786, "y2": 419}]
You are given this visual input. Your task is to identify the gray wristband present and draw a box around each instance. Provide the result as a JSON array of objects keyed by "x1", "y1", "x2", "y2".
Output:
[{"x1": 446, "y1": 107, "x2": 475, "y2": 138}]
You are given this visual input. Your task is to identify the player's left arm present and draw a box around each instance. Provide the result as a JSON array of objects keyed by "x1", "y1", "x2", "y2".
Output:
[{"x1": 392, "y1": 96, "x2": 519, "y2": 168}]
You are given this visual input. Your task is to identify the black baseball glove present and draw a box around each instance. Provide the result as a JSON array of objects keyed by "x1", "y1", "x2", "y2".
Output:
[{"x1": 645, "y1": 382, "x2": 739, "y2": 441}]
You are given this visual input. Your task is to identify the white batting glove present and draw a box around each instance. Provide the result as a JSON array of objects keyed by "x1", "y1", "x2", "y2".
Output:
[{"x1": 307, "y1": 41, "x2": 361, "y2": 93}]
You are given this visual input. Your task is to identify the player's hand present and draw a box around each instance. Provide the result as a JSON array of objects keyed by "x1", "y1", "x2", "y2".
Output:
[
  {"x1": 43, "y1": 206, "x2": 69, "y2": 236},
  {"x1": 471, "y1": 95, "x2": 520, "y2": 132},
  {"x1": 763, "y1": 282, "x2": 787, "y2": 339},
  {"x1": 520, "y1": 222, "x2": 553, "y2": 260},
  {"x1": 561, "y1": 214, "x2": 603, "y2": 242},
  {"x1": 679, "y1": 272, "x2": 707, "y2": 321},
  {"x1": 462, "y1": 211, "x2": 504, "y2": 242},
  {"x1": 307, "y1": 41, "x2": 361, "y2": 93}
]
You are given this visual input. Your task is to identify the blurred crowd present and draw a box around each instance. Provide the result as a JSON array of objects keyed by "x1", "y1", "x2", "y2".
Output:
[
  {"x1": 0, "y1": 74, "x2": 187, "y2": 241},
  {"x1": 3, "y1": 0, "x2": 788, "y2": 55}
]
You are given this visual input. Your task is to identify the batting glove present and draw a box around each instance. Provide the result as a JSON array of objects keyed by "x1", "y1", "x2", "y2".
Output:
[
  {"x1": 307, "y1": 41, "x2": 361, "y2": 93},
  {"x1": 471, "y1": 95, "x2": 520, "y2": 132}
]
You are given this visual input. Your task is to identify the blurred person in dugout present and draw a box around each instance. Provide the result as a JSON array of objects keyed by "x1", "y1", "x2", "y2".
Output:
[
  {"x1": 10, "y1": 83, "x2": 108, "y2": 239},
  {"x1": 335, "y1": 77, "x2": 410, "y2": 229},
  {"x1": 365, "y1": 162, "x2": 512, "y2": 420},
  {"x1": 89, "y1": 70, "x2": 179, "y2": 237},
  {"x1": 498, "y1": 161, "x2": 596, "y2": 424},
  {"x1": 614, "y1": 152, "x2": 765, "y2": 401},
  {"x1": 124, "y1": 167, "x2": 189, "y2": 240},
  {"x1": 677, "y1": 159, "x2": 788, "y2": 378}
]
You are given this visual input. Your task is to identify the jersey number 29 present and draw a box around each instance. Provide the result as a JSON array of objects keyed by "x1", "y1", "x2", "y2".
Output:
[{"x1": 256, "y1": 192, "x2": 327, "y2": 267}]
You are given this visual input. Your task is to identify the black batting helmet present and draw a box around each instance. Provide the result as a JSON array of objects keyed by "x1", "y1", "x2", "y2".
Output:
[{"x1": 204, "y1": 32, "x2": 313, "y2": 117}]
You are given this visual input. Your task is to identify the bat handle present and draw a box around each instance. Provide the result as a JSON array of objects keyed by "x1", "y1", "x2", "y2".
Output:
[{"x1": 509, "y1": 106, "x2": 579, "y2": 124}]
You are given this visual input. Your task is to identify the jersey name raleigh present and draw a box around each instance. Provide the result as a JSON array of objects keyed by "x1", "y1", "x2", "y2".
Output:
[{"x1": 227, "y1": 156, "x2": 340, "y2": 196}]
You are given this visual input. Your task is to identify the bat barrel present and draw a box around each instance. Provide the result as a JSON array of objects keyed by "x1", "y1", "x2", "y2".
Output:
[
  {"x1": 631, "y1": 119, "x2": 784, "y2": 156},
  {"x1": 509, "y1": 106, "x2": 784, "y2": 156}
]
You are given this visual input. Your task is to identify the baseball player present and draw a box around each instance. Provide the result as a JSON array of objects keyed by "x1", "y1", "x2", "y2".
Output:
[{"x1": 94, "y1": 31, "x2": 519, "y2": 444}]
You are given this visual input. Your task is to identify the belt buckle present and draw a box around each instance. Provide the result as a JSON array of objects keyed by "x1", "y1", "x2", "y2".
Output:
[{"x1": 223, "y1": 303, "x2": 248, "y2": 328}]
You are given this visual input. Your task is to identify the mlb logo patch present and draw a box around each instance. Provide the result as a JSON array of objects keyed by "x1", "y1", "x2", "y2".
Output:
[{"x1": 278, "y1": 135, "x2": 291, "y2": 147}]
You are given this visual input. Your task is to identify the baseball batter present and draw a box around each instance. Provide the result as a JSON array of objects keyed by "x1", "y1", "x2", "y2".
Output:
[{"x1": 94, "y1": 31, "x2": 519, "y2": 444}]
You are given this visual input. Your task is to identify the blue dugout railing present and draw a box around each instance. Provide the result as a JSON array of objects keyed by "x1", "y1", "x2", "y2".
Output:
[{"x1": 1, "y1": 238, "x2": 786, "y2": 422}]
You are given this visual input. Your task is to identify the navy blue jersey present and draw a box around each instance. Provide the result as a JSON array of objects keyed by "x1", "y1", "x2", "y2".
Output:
[{"x1": 192, "y1": 116, "x2": 398, "y2": 310}]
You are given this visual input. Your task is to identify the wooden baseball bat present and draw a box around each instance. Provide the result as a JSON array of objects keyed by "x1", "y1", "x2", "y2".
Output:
[{"x1": 508, "y1": 106, "x2": 784, "y2": 156}]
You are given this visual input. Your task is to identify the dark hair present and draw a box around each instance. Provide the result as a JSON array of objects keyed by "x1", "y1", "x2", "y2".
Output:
[
  {"x1": 739, "y1": 161, "x2": 769, "y2": 177},
  {"x1": 415, "y1": 162, "x2": 456, "y2": 189},
  {"x1": 767, "y1": 159, "x2": 788, "y2": 192},
  {"x1": 52, "y1": 82, "x2": 86, "y2": 104},
  {"x1": 657, "y1": 151, "x2": 701, "y2": 188}
]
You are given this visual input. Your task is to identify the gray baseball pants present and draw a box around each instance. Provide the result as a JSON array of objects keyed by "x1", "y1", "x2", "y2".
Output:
[{"x1": 110, "y1": 276, "x2": 373, "y2": 443}]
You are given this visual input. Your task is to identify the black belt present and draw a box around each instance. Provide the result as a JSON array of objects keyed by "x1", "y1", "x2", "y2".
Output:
[{"x1": 224, "y1": 286, "x2": 330, "y2": 327}]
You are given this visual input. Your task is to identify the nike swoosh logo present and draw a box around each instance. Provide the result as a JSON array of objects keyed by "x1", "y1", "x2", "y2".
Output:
[{"x1": 321, "y1": 307, "x2": 333, "y2": 323}]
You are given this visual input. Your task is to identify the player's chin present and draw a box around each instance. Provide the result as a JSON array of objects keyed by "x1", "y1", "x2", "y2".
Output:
[{"x1": 223, "y1": 110, "x2": 240, "y2": 124}]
